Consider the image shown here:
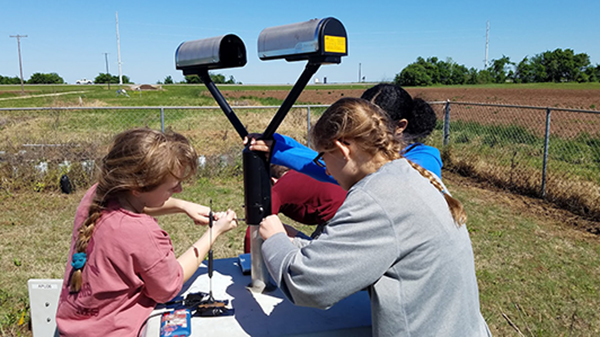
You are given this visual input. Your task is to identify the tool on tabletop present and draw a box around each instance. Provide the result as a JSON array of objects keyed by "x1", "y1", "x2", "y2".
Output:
[{"x1": 191, "y1": 200, "x2": 233, "y2": 317}]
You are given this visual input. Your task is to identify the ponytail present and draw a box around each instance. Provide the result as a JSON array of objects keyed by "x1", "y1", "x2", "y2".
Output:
[{"x1": 406, "y1": 160, "x2": 467, "y2": 226}]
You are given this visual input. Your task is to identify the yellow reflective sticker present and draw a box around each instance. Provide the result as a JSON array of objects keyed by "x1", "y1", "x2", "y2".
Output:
[{"x1": 324, "y1": 35, "x2": 346, "y2": 54}]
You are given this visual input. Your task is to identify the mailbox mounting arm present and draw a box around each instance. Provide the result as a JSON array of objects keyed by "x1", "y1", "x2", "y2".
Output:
[
  {"x1": 198, "y1": 68, "x2": 248, "y2": 140},
  {"x1": 262, "y1": 62, "x2": 321, "y2": 140}
]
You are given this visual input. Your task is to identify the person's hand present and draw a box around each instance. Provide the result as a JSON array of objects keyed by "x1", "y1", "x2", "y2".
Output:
[
  {"x1": 259, "y1": 214, "x2": 285, "y2": 240},
  {"x1": 243, "y1": 133, "x2": 273, "y2": 153},
  {"x1": 181, "y1": 201, "x2": 212, "y2": 225},
  {"x1": 212, "y1": 210, "x2": 238, "y2": 236}
]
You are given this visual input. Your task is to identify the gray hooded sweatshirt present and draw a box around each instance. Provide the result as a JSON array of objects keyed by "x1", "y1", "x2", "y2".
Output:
[{"x1": 262, "y1": 158, "x2": 492, "y2": 337}]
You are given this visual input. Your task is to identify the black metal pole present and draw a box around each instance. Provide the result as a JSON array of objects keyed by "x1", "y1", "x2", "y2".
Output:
[
  {"x1": 262, "y1": 62, "x2": 321, "y2": 139},
  {"x1": 195, "y1": 62, "x2": 322, "y2": 293},
  {"x1": 199, "y1": 69, "x2": 248, "y2": 140}
]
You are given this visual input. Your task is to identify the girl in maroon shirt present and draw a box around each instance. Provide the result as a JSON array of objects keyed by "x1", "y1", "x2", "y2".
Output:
[{"x1": 56, "y1": 128, "x2": 238, "y2": 337}]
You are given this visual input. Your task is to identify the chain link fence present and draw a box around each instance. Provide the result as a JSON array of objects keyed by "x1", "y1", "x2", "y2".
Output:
[
  {"x1": 428, "y1": 102, "x2": 600, "y2": 223},
  {"x1": 1, "y1": 102, "x2": 599, "y2": 222},
  {"x1": 0, "y1": 105, "x2": 327, "y2": 193}
]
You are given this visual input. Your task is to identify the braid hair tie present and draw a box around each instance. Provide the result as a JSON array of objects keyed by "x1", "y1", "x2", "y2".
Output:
[{"x1": 71, "y1": 252, "x2": 87, "y2": 270}]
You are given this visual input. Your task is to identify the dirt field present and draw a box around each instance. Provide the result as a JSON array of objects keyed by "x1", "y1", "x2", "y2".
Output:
[{"x1": 223, "y1": 86, "x2": 600, "y2": 111}]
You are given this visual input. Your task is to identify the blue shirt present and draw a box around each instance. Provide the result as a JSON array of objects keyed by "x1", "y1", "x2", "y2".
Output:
[{"x1": 269, "y1": 133, "x2": 443, "y2": 184}]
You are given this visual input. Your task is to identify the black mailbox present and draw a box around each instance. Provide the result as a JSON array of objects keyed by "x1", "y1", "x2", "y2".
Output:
[
  {"x1": 175, "y1": 34, "x2": 247, "y2": 75},
  {"x1": 257, "y1": 17, "x2": 347, "y2": 63}
]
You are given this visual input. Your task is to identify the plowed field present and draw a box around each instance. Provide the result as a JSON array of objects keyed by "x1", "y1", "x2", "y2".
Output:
[{"x1": 223, "y1": 86, "x2": 600, "y2": 111}]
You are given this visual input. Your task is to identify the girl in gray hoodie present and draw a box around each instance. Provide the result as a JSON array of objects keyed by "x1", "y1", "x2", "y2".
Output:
[{"x1": 259, "y1": 97, "x2": 491, "y2": 337}]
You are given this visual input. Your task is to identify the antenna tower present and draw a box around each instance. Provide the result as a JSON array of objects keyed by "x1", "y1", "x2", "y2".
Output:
[
  {"x1": 484, "y1": 21, "x2": 489, "y2": 69},
  {"x1": 116, "y1": 12, "x2": 123, "y2": 87}
]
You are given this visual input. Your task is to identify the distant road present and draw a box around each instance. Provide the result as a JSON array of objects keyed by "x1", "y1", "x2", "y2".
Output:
[{"x1": 0, "y1": 91, "x2": 86, "y2": 101}]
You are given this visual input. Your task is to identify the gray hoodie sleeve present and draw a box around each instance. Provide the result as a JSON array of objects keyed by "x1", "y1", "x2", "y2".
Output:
[{"x1": 262, "y1": 188, "x2": 397, "y2": 309}]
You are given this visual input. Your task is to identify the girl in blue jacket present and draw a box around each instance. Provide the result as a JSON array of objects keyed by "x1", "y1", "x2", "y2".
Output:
[{"x1": 246, "y1": 83, "x2": 443, "y2": 183}]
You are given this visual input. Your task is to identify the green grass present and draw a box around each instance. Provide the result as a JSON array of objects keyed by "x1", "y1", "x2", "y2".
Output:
[
  {"x1": 442, "y1": 120, "x2": 600, "y2": 175},
  {"x1": 1, "y1": 83, "x2": 599, "y2": 336},
  {"x1": 450, "y1": 181, "x2": 600, "y2": 336},
  {"x1": 1, "y1": 171, "x2": 599, "y2": 336}
]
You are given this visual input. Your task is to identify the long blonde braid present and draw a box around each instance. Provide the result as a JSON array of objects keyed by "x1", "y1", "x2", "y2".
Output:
[{"x1": 406, "y1": 160, "x2": 467, "y2": 226}]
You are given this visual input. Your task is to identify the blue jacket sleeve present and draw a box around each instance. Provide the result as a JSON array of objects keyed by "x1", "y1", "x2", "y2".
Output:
[
  {"x1": 270, "y1": 136, "x2": 444, "y2": 182},
  {"x1": 270, "y1": 134, "x2": 338, "y2": 185}
]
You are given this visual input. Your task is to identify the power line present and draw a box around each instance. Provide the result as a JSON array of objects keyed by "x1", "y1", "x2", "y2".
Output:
[{"x1": 10, "y1": 34, "x2": 27, "y2": 95}]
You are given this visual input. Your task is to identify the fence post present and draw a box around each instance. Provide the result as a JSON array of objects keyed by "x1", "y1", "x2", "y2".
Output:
[
  {"x1": 306, "y1": 106, "x2": 311, "y2": 147},
  {"x1": 160, "y1": 107, "x2": 165, "y2": 132},
  {"x1": 541, "y1": 108, "x2": 551, "y2": 198},
  {"x1": 443, "y1": 100, "x2": 451, "y2": 146}
]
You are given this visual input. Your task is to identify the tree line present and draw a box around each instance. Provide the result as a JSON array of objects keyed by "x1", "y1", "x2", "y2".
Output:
[
  {"x1": 0, "y1": 73, "x2": 132, "y2": 85},
  {"x1": 160, "y1": 74, "x2": 240, "y2": 84},
  {"x1": 0, "y1": 72, "x2": 237, "y2": 85},
  {"x1": 395, "y1": 48, "x2": 600, "y2": 86},
  {"x1": 2, "y1": 48, "x2": 598, "y2": 86}
]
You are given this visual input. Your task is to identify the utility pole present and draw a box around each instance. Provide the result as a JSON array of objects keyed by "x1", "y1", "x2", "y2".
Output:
[
  {"x1": 484, "y1": 21, "x2": 489, "y2": 69},
  {"x1": 104, "y1": 52, "x2": 111, "y2": 89},
  {"x1": 10, "y1": 34, "x2": 27, "y2": 95},
  {"x1": 358, "y1": 63, "x2": 362, "y2": 83}
]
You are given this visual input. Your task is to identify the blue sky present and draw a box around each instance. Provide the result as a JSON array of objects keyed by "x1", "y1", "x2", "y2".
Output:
[{"x1": 1, "y1": 0, "x2": 598, "y2": 85}]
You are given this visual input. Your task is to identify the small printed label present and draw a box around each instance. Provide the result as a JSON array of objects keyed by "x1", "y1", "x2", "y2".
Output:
[
  {"x1": 32, "y1": 283, "x2": 59, "y2": 290},
  {"x1": 324, "y1": 36, "x2": 346, "y2": 54}
]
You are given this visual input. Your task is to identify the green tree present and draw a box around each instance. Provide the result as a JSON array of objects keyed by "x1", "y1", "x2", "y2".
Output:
[
  {"x1": 163, "y1": 75, "x2": 174, "y2": 84},
  {"x1": 515, "y1": 57, "x2": 535, "y2": 83},
  {"x1": 94, "y1": 73, "x2": 131, "y2": 84},
  {"x1": 585, "y1": 64, "x2": 600, "y2": 82},
  {"x1": 95, "y1": 73, "x2": 113, "y2": 84},
  {"x1": 184, "y1": 72, "x2": 239, "y2": 84},
  {"x1": 449, "y1": 63, "x2": 469, "y2": 85},
  {"x1": 27, "y1": 72, "x2": 64, "y2": 84},
  {"x1": 0, "y1": 75, "x2": 21, "y2": 84},
  {"x1": 415, "y1": 57, "x2": 440, "y2": 84},
  {"x1": 401, "y1": 57, "x2": 468, "y2": 85},
  {"x1": 395, "y1": 64, "x2": 432, "y2": 86},
  {"x1": 184, "y1": 75, "x2": 202, "y2": 84},
  {"x1": 210, "y1": 73, "x2": 238, "y2": 84},
  {"x1": 465, "y1": 68, "x2": 480, "y2": 84},
  {"x1": 488, "y1": 56, "x2": 513, "y2": 83},
  {"x1": 525, "y1": 48, "x2": 591, "y2": 83},
  {"x1": 476, "y1": 69, "x2": 494, "y2": 84}
]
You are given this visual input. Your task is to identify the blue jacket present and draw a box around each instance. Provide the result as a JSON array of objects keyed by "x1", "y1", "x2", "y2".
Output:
[{"x1": 270, "y1": 133, "x2": 443, "y2": 184}]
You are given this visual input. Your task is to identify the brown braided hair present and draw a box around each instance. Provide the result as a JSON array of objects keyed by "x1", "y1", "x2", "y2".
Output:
[
  {"x1": 406, "y1": 160, "x2": 467, "y2": 226},
  {"x1": 310, "y1": 97, "x2": 402, "y2": 160},
  {"x1": 310, "y1": 97, "x2": 466, "y2": 226},
  {"x1": 69, "y1": 128, "x2": 198, "y2": 293}
]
